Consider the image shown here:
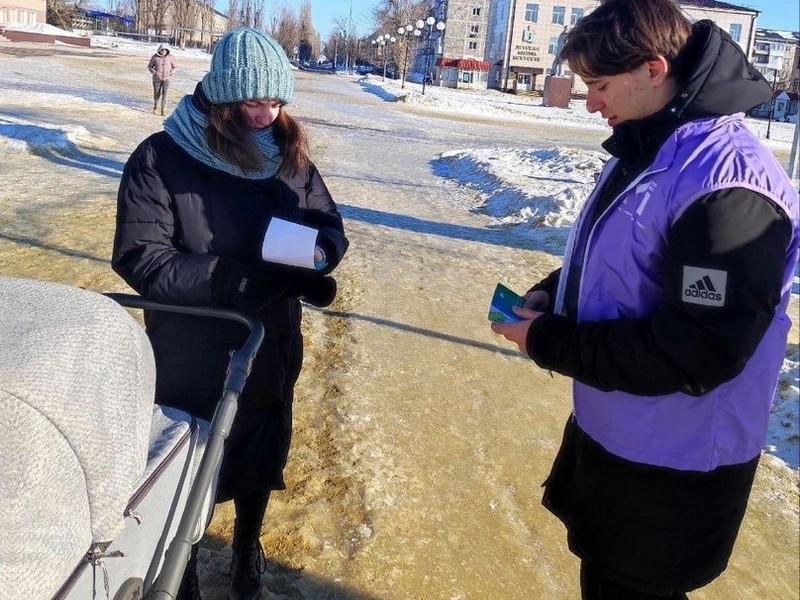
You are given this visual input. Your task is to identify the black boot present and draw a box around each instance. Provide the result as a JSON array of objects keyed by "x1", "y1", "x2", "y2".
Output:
[
  {"x1": 229, "y1": 538, "x2": 266, "y2": 600},
  {"x1": 229, "y1": 493, "x2": 269, "y2": 600},
  {"x1": 176, "y1": 544, "x2": 203, "y2": 600}
]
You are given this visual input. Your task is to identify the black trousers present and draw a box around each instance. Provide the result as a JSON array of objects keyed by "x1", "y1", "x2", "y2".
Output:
[{"x1": 581, "y1": 562, "x2": 689, "y2": 600}]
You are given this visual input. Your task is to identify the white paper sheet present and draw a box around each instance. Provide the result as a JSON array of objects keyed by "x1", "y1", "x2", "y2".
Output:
[{"x1": 261, "y1": 218, "x2": 317, "y2": 269}]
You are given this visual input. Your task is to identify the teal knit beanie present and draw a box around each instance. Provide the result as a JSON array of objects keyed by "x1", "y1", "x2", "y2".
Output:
[{"x1": 201, "y1": 28, "x2": 294, "y2": 105}]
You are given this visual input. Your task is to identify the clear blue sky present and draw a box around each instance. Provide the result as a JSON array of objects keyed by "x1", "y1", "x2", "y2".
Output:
[
  {"x1": 744, "y1": 0, "x2": 800, "y2": 31},
  {"x1": 312, "y1": 0, "x2": 377, "y2": 38},
  {"x1": 217, "y1": 0, "x2": 796, "y2": 40},
  {"x1": 288, "y1": 0, "x2": 799, "y2": 38}
]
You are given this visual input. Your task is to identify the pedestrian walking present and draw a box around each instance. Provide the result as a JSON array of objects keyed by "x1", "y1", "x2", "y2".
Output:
[
  {"x1": 491, "y1": 0, "x2": 799, "y2": 598},
  {"x1": 113, "y1": 28, "x2": 349, "y2": 600},
  {"x1": 148, "y1": 43, "x2": 178, "y2": 116}
]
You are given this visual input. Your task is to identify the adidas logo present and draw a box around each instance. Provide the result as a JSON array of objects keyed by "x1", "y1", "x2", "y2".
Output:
[
  {"x1": 681, "y1": 266, "x2": 727, "y2": 307},
  {"x1": 685, "y1": 275, "x2": 721, "y2": 301}
]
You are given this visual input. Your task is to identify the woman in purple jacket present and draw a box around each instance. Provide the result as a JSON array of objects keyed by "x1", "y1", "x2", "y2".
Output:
[
  {"x1": 492, "y1": 1, "x2": 799, "y2": 598},
  {"x1": 114, "y1": 29, "x2": 348, "y2": 600}
]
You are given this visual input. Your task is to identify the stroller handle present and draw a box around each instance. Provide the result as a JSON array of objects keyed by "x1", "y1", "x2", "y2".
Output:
[
  {"x1": 104, "y1": 294, "x2": 265, "y2": 600},
  {"x1": 104, "y1": 294, "x2": 265, "y2": 396}
]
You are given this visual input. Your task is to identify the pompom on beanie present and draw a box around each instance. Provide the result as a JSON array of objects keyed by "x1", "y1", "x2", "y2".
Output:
[{"x1": 201, "y1": 28, "x2": 294, "y2": 105}]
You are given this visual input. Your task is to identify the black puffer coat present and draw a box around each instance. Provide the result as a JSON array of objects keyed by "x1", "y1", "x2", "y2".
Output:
[
  {"x1": 112, "y1": 131, "x2": 348, "y2": 501},
  {"x1": 532, "y1": 21, "x2": 787, "y2": 595}
]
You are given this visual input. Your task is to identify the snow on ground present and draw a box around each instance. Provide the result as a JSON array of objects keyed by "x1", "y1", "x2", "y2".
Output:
[
  {"x1": 363, "y1": 75, "x2": 800, "y2": 470},
  {"x1": 1, "y1": 33, "x2": 797, "y2": 469}
]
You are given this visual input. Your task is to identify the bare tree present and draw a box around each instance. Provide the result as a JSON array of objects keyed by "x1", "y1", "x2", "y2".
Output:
[
  {"x1": 171, "y1": 0, "x2": 199, "y2": 46},
  {"x1": 46, "y1": 0, "x2": 80, "y2": 29},
  {"x1": 298, "y1": 0, "x2": 318, "y2": 61},
  {"x1": 226, "y1": 0, "x2": 240, "y2": 30},
  {"x1": 271, "y1": 2, "x2": 301, "y2": 59},
  {"x1": 369, "y1": 0, "x2": 429, "y2": 76},
  {"x1": 252, "y1": 0, "x2": 266, "y2": 30},
  {"x1": 135, "y1": 0, "x2": 169, "y2": 35},
  {"x1": 109, "y1": 0, "x2": 137, "y2": 25}
]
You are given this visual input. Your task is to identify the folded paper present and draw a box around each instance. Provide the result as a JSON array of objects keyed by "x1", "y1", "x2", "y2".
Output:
[{"x1": 261, "y1": 218, "x2": 317, "y2": 269}]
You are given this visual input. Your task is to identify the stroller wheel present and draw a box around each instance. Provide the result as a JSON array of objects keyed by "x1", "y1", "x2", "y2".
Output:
[{"x1": 113, "y1": 577, "x2": 143, "y2": 600}]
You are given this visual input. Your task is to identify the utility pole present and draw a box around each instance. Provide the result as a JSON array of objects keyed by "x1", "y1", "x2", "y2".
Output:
[
  {"x1": 344, "y1": 0, "x2": 353, "y2": 73},
  {"x1": 502, "y1": 0, "x2": 517, "y2": 92},
  {"x1": 789, "y1": 117, "x2": 799, "y2": 181}
]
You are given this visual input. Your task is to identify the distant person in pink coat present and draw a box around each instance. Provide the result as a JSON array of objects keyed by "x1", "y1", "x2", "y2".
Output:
[{"x1": 148, "y1": 44, "x2": 178, "y2": 116}]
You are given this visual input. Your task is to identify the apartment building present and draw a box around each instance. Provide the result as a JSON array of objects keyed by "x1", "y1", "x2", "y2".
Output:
[
  {"x1": 752, "y1": 28, "x2": 800, "y2": 90},
  {"x1": 431, "y1": 0, "x2": 762, "y2": 94},
  {"x1": 435, "y1": 0, "x2": 493, "y2": 90},
  {"x1": 750, "y1": 28, "x2": 800, "y2": 119},
  {"x1": 484, "y1": 0, "x2": 595, "y2": 92}
]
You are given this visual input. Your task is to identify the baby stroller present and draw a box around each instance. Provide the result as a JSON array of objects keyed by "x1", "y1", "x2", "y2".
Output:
[{"x1": 0, "y1": 277, "x2": 264, "y2": 600}]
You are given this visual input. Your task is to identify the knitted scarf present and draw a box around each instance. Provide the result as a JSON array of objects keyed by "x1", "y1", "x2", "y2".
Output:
[{"x1": 163, "y1": 94, "x2": 283, "y2": 180}]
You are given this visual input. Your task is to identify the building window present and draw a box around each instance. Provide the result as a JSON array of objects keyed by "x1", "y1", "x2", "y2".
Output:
[
  {"x1": 473, "y1": 7, "x2": 481, "y2": 16},
  {"x1": 469, "y1": 24, "x2": 479, "y2": 38},
  {"x1": 552, "y1": 6, "x2": 565, "y2": 25},
  {"x1": 462, "y1": 71, "x2": 474, "y2": 84},
  {"x1": 729, "y1": 23, "x2": 742, "y2": 43},
  {"x1": 468, "y1": 41, "x2": 478, "y2": 50},
  {"x1": 525, "y1": 4, "x2": 539, "y2": 23}
]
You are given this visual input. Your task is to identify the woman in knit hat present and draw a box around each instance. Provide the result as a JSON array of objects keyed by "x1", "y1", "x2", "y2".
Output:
[{"x1": 112, "y1": 28, "x2": 349, "y2": 600}]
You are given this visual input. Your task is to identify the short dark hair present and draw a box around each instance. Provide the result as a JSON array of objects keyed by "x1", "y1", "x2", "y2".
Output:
[{"x1": 560, "y1": 0, "x2": 691, "y2": 78}]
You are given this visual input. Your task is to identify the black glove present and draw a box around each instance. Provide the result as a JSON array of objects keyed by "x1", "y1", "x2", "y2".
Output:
[
  {"x1": 287, "y1": 272, "x2": 337, "y2": 307},
  {"x1": 314, "y1": 227, "x2": 350, "y2": 276},
  {"x1": 211, "y1": 260, "x2": 290, "y2": 313}
]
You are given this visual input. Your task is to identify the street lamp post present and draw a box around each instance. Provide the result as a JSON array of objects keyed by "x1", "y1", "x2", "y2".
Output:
[
  {"x1": 416, "y1": 15, "x2": 446, "y2": 95},
  {"x1": 397, "y1": 23, "x2": 422, "y2": 89},
  {"x1": 344, "y1": 0, "x2": 353, "y2": 74},
  {"x1": 371, "y1": 34, "x2": 396, "y2": 82},
  {"x1": 766, "y1": 67, "x2": 779, "y2": 140}
]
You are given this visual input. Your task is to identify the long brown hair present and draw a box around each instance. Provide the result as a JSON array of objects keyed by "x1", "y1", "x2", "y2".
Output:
[{"x1": 205, "y1": 103, "x2": 310, "y2": 178}]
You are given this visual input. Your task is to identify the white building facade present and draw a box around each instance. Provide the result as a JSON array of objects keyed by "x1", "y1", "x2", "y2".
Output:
[
  {"x1": 752, "y1": 28, "x2": 800, "y2": 92},
  {"x1": 456, "y1": 0, "x2": 762, "y2": 94},
  {"x1": 0, "y1": 0, "x2": 44, "y2": 27}
]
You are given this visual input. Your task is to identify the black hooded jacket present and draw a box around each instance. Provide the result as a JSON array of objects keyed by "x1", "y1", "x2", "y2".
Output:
[
  {"x1": 527, "y1": 21, "x2": 791, "y2": 397},
  {"x1": 533, "y1": 21, "x2": 794, "y2": 595}
]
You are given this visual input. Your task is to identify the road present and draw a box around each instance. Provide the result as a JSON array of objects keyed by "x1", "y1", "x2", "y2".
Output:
[{"x1": 0, "y1": 45, "x2": 797, "y2": 600}]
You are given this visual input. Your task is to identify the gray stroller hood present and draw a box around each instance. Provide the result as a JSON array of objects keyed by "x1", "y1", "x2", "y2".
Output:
[
  {"x1": 0, "y1": 276, "x2": 155, "y2": 599},
  {"x1": 0, "y1": 277, "x2": 264, "y2": 600}
]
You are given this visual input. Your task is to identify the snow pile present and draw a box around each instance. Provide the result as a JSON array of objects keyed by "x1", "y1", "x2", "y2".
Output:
[
  {"x1": 0, "y1": 118, "x2": 117, "y2": 155},
  {"x1": 90, "y1": 34, "x2": 212, "y2": 59},
  {"x1": 1, "y1": 22, "x2": 82, "y2": 38},
  {"x1": 766, "y1": 344, "x2": 800, "y2": 467},
  {"x1": 367, "y1": 75, "x2": 797, "y2": 148},
  {"x1": 433, "y1": 144, "x2": 799, "y2": 469},
  {"x1": 444, "y1": 146, "x2": 604, "y2": 224}
]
